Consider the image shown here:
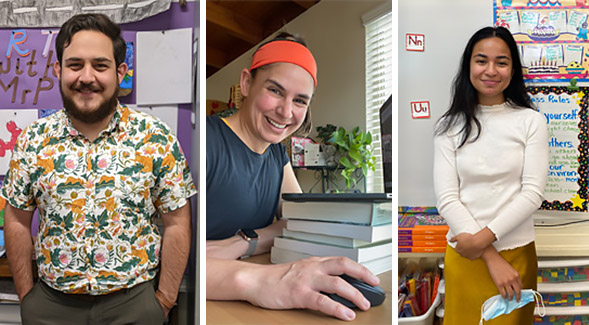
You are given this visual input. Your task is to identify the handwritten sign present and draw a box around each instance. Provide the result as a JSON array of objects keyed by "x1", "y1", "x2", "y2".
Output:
[
  {"x1": 0, "y1": 29, "x2": 135, "y2": 109},
  {"x1": 529, "y1": 86, "x2": 588, "y2": 212}
]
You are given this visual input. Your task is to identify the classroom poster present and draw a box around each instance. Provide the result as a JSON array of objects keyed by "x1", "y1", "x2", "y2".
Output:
[
  {"x1": 495, "y1": 0, "x2": 589, "y2": 83},
  {"x1": 0, "y1": 109, "x2": 38, "y2": 175},
  {"x1": 529, "y1": 86, "x2": 589, "y2": 211}
]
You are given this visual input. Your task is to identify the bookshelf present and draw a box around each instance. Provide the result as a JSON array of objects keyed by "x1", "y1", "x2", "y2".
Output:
[{"x1": 399, "y1": 253, "x2": 444, "y2": 259}]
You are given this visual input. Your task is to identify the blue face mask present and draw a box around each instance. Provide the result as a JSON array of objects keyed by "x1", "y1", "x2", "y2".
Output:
[{"x1": 479, "y1": 289, "x2": 545, "y2": 324}]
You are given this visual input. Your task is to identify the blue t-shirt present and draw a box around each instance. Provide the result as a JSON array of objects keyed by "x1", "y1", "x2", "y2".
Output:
[{"x1": 206, "y1": 116, "x2": 290, "y2": 240}]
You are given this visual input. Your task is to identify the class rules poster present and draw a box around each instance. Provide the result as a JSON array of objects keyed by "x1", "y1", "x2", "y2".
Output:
[{"x1": 529, "y1": 86, "x2": 588, "y2": 211}]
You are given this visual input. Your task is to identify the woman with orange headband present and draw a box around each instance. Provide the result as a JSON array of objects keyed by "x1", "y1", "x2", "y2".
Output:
[{"x1": 205, "y1": 33, "x2": 379, "y2": 321}]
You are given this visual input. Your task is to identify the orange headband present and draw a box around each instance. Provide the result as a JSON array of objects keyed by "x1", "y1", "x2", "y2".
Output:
[{"x1": 250, "y1": 40, "x2": 317, "y2": 87}]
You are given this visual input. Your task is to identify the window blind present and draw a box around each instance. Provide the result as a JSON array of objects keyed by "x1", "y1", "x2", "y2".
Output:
[{"x1": 363, "y1": 7, "x2": 392, "y2": 193}]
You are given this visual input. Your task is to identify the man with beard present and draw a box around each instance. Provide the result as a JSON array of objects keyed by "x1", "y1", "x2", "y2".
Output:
[{"x1": 0, "y1": 14, "x2": 196, "y2": 324}]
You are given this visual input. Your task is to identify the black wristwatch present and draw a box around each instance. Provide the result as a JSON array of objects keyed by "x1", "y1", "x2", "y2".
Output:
[{"x1": 236, "y1": 229, "x2": 259, "y2": 259}]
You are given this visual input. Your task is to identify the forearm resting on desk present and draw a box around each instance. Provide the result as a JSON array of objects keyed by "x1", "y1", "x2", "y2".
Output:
[
  {"x1": 206, "y1": 219, "x2": 286, "y2": 260},
  {"x1": 206, "y1": 255, "x2": 379, "y2": 321},
  {"x1": 4, "y1": 204, "x2": 34, "y2": 301}
]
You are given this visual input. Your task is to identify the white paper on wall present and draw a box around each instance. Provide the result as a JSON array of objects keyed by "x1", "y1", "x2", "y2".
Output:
[
  {"x1": 498, "y1": 11, "x2": 521, "y2": 33},
  {"x1": 522, "y1": 45, "x2": 542, "y2": 67},
  {"x1": 564, "y1": 44, "x2": 584, "y2": 66},
  {"x1": 545, "y1": 44, "x2": 564, "y2": 66},
  {"x1": 0, "y1": 109, "x2": 39, "y2": 175},
  {"x1": 136, "y1": 28, "x2": 192, "y2": 105}
]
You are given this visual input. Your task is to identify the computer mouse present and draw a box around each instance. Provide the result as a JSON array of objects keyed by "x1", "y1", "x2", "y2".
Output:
[{"x1": 322, "y1": 274, "x2": 386, "y2": 309}]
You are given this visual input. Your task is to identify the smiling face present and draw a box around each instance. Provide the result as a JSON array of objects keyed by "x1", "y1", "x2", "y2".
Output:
[
  {"x1": 239, "y1": 62, "x2": 314, "y2": 149},
  {"x1": 469, "y1": 37, "x2": 513, "y2": 106},
  {"x1": 54, "y1": 30, "x2": 127, "y2": 124}
]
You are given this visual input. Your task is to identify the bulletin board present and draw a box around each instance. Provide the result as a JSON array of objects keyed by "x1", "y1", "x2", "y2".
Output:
[
  {"x1": 494, "y1": 0, "x2": 589, "y2": 83},
  {"x1": 528, "y1": 86, "x2": 589, "y2": 211}
]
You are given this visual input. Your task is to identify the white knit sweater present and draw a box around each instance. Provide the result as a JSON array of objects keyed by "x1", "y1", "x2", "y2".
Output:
[{"x1": 434, "y1": 103, "x2": 549, "y2": 252}]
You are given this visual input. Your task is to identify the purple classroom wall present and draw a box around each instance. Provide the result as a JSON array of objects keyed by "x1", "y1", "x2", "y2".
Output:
[{"x1": 0, "y1": 2, "x2": 197, "y2": 235}]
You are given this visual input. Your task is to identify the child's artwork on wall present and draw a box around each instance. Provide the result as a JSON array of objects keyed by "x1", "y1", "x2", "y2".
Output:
[
  {"x1": 0, "y1": 109, "x2": 38, "y2": 175},
  {"x1": 119, "y1": 41, "x2": 134, "y2": 97},
  {"x1": 495, "y1": 0, "x2": 589, "y2": 82},
  {"x1": 528, "y1": 86, "x2": 588, "y2": 211}
]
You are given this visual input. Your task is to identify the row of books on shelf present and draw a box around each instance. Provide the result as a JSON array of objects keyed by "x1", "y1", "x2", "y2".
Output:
[
  {"x1": 398, "y1": 207, "x2": 448, "y2": 253},
  {"x1": 270, "y1": 198, "x2": 393, "y2": 275}
]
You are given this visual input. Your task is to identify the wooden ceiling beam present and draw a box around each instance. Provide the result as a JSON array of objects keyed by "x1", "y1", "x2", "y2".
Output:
[
  {"x1": 206, "y1": 2, "x2": 263, "y2": 45},
  {"x1": 291, "y1": 0, "x2": 317, "y2": 9},
  {"x1": 206, "y1": 45, "x2": 228, "y2": 69}
]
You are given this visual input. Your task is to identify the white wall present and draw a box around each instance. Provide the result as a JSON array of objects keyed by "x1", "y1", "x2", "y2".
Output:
[
  {"x1": 206, "y1": 0, "x2": 387, "y2": 192},
  {"x1": 398, "y1": 0, "x2": 493, "y2": 206}
]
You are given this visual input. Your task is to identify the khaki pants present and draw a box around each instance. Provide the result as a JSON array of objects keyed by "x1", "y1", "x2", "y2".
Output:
[{"x1": 20, "y1": 280, "x2": 166, "y2": 325}]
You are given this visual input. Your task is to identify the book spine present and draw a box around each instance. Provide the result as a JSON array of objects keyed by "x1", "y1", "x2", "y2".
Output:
[
  {"x1": 398, "y1": 246, "x2": 446, "y2": 253},
  {"x1": 398, "y1": 234, "x2": 446, "y2": 241},
  {"x1": 398, "y1": 240, "x2": 447, "y2": 247},
  {"x1": 398, "y1": 227, "x2": 449, "y2": 235},
  {"x1": 373, "y1": 202, "x2": 393, "y2": 225}
]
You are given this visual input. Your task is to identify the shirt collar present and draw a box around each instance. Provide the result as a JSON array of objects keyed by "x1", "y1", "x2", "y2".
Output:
[{"x1": 57, "y1": 102, "x2": 130, "y2": 140}]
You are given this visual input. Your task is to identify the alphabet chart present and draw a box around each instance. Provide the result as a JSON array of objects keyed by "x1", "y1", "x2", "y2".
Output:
[
  {"x1": 529, "y1": 86, "x2": 588, "y2": 211},
  {"x1": 495, "y1": 0, "x2": 589, "y2": 83}
]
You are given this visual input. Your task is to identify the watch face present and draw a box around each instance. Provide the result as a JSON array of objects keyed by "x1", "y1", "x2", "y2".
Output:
[{"x1": 241, "y1": 229, "x2": 258, "y2": 239}]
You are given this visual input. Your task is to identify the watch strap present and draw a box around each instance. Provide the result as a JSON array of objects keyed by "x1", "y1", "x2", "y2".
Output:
[{"x1": 236, "y1": 229, "x2": 258, "y2": 259}]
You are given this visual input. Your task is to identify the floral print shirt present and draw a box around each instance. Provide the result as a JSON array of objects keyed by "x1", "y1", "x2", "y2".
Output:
[{"x1": 1, "y1": 104, "x2": 196, "y2": 295}]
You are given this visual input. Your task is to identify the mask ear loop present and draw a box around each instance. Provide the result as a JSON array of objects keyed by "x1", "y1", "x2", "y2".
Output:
[
  {"x1": 479, "y1": 301, "x2": 486, "y2": 325},
  {"x1": 532, "y1": 290, "x2": 546, "y2": 317}
]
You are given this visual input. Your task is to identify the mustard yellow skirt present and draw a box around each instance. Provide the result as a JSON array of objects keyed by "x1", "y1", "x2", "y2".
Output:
[{"x1": 444, "y1": 242, "x2": 537, "y2": 325}]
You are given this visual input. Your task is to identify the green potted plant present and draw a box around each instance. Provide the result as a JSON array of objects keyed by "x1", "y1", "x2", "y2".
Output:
[
  {"x1": 316, "y1": 124, "x2": 337, "y2": 144},
  {"x1": 326, "y1": 126, "x2": 377, "y2": 189}
]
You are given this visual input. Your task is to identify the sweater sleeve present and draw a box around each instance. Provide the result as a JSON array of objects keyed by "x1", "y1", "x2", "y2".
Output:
[
  {"x1": 486, "y1": 112, "x2": 548, "y2": 240},
  {"x1": 433, "y1": 131, "x2": 483, "y2": 235}
]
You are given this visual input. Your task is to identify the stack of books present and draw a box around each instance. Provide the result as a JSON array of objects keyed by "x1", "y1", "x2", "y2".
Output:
[
  {"x1": 398, "y1": 207, "x2": 448, "y2": 253},
  {"x1": 271, "y1": 198, "x2": 393, "y2": 275}
]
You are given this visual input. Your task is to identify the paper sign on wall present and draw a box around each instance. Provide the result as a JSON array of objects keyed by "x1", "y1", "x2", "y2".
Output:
[
  {"x1": 0, "y1": 109, "x2": 39, "y2": 175},
  {"x1": 411, "y1": 101, "x2": 430, "y2": 119},
  {"x1": 406, "y1": 34, "x2": 425, "y2": 52},
  {"x1": 136, "y1": 28, "x2": 192, "y2": 105},
  {"x1": 529, "y1": 86, "x2": 588, "y2": 212}
]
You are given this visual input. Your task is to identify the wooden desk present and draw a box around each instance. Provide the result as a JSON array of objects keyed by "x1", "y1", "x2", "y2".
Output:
[
  {"x1": 0, "y1": 259, "x2": 11, "y2": 277},
  {"x1": 206, "y1": 254, "x2": 392, "y2": 324}
]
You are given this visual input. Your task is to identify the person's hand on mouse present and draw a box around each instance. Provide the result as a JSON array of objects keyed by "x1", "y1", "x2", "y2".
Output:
[{"x1": 237, "y1": 256, "x2": 379, "y2": 321}]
